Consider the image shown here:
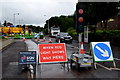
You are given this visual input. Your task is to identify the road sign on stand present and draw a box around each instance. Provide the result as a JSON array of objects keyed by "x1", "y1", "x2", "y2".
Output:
[
  {"x1": 91, "y1": 42, "x2": 116, "y2": 69},
  {"x1": 18, "y1": 51, "x2": 36, "y2": 64},
  {"x1": 38, "y1": 43, "x2": 67, "y2": 63},
  {"x1": 38, "y1": 43, "x2": 69, "y2": 72},
  {"x1": 91, "y1": 42, "x2": 114, "y2": 62},
  {"x1": 18, "y1": 51, "x2": 36, "y2": 74}
]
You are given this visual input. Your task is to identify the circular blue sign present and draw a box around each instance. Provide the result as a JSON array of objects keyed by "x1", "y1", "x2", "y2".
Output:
[{"x1": 94, "y1": 43, "x2": 111, "y2": 60}]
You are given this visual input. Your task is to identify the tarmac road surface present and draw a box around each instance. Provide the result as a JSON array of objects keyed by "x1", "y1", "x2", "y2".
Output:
[{"x1": 1, "y1": 39, "x2": 120, "y2": 80}]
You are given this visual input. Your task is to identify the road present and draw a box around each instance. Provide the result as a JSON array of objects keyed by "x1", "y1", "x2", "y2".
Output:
[{"x1": 1, "y1": 37, "x2": 120, "y2": 80}]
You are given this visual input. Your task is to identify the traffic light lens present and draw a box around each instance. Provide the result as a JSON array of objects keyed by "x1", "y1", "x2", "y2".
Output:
[
  {"x1": 78, "y1": 17, "x2": 83, "y2": 23},
  {"x1": 78, "y1": 9, "x2": 83, "y2": 14}
]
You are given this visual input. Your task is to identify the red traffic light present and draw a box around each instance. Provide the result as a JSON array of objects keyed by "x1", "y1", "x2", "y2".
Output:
[
  {"x1": 78, "y1": 9, "x2": 83, "y2": 14},
  {"x1": 78, "y1": 17, "x2": 83, "y2": 23}
]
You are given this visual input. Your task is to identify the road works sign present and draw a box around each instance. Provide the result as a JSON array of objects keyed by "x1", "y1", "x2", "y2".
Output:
[
  {"x1": 18, "y1": 51, "x2": 36, "y2": 64},
  {"x1": 38, "y1": 43, "x2": 67, "y2": 63},
  {"x1": 91, "y1": 42, "x2": 114, "y2": 62}
]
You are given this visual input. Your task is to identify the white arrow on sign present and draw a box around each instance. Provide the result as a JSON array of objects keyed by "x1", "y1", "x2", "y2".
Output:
[{"x1": 96, "y1": 46, "x2": 109, "y2": 57}]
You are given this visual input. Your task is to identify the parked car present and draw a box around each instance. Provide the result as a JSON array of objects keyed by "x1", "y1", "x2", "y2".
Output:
[
  {"x1": 56, "y1": 32, "x2": 73, "y2": 43},
  {"x1": 39, "y1": 32, "x2": 44, "y2": 39},
  {"x1": 39, "y1": 32, "x2": 44, "y2": 35}
]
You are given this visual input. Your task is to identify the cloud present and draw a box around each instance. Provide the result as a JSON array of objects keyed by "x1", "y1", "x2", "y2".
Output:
[{"x1": 1, "y1": 0, "x2": 78, "y2": 26}]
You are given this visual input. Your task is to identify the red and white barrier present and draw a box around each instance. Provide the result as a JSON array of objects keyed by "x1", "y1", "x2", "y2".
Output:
[{"x1": 79, "y1": 42, "x2": 85, "y2": 54}]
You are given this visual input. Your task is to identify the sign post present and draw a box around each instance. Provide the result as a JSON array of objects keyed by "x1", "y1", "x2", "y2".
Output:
[
  {"x1": 18, "y1": 51, "x2": 36, "y2": 74},
  {"x1": 91, "y1": 42, "x2": 116, "y2": 69}
]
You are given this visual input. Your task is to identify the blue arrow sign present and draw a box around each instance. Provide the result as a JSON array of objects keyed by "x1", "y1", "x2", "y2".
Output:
[
  {"x1": 34, "y1": 34, "x2": 38, "y2": 37},
  {"x1": 94, "y1": 43, "x2": 112, "y2": 60}
]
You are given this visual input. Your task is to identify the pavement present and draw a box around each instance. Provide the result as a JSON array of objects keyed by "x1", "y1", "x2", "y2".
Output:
[
  {"x1": 0, "y1": 39, "x2": 14, "y2": 80},
  {"x1": 0, "y1": 49, "x2": 2, "y2": 80},
  {"x1": 0, "y1": 39, "x2": 14, "y2": 50},
  {"x1": 2, "y1": 39, "x2": 28, "y2": 79}
]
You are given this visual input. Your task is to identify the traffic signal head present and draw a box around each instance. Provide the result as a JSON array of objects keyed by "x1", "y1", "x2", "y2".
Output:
[
  {"x1": 76, "y1": 2, "x2": 87, "y2": 33},
  {"x1": 78, "y1": 17, "x2": 84, "y2": 23},
  {"x1": 78, "y1": 9, "x2": 84, "y2": 14}
]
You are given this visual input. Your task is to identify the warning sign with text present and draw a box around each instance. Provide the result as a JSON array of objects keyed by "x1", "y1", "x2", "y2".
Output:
[{"x1": 38, "y1": 43, "x2": 67, "y2": 63}]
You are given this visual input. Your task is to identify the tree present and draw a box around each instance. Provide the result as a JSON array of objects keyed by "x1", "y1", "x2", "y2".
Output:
[
  {"x1": 3, "y1": 20, "x2": 7, "y2": 26},
  {"x1": 44, "y1": 15, "x2": 74, "y2": 32},
  {"x1": 86, "y1": 2, "x2": 119, "y2": 29}
]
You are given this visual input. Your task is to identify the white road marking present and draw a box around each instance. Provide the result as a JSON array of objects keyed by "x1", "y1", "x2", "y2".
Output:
[
  {"x1": 96, "y1": 63, "x2": 120, "y2": 71},
  {"x1": 110, "y1": 68, "x2": 120, "y2": 70},
  {"x1": 114, "y1": 58, "x2": 120, "y2": 61},
  {"x1": 96, "y1": 63, "x2": 111, "y2": 71}
]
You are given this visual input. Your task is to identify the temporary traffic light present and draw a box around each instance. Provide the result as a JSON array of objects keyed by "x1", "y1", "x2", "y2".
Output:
[{"x1": 76, "y1": 2, "x2": 87, "y2": 33}]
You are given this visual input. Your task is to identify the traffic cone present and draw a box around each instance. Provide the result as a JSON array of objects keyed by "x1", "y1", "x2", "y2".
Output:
[
  {"x1": 43, "y1": 37, "x2": 46, "y2": 42},
  {"x1": 37, "y1": 37, "x2": 40, "y2": 41},
  {"x1": 22, "y1": 37, "x2": 26, "y2": 41},
  {"x1": 48, "y1": 37, "x2": 52, "y2": 43},
  {"x1": 58, "y1": 39, "x2": 60, "y2": 43},
  {"x1": 79, "y1": 42, "x2": 85, "y2": 54}
]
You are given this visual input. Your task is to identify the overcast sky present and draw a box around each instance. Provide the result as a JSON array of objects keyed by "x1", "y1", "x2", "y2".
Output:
[{"x1": 1, "y1": 0, "x2": 78, "y2": 27}]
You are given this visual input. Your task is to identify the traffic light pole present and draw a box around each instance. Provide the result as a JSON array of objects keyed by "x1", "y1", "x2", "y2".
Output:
[
  {"x1": 78, "y1": 33, "x2": 82, "y2": 42},
  {"x1": 78, "y1": 33, "x2": 83, "y2": 54}
]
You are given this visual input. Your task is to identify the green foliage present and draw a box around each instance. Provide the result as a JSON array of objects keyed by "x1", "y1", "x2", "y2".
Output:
[
  {"x1": 88, "y1": 29, "x2": 120, "y2": 45},
  {"x1": 95, "y1": 30, "x2": 120, "y2": 37},
  {"x1": 67, "y1": 27, "x2": 77, "y2": 36},
  {"x1": 13, "y1": 34, "x2": 34, "y2": 39},
  {"x1": 95, "y1": 30, "x2": 103, "y2": 35},
  {"x1": 105, "y1": 30, "x2": 120, "y2": 37},
  {"x1": 44, "y1": 15, "x2": 75, "y2": 32}
]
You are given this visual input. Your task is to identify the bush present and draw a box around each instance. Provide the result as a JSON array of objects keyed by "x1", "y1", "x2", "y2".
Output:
[
  {"x1": 67, "y1": 27, "x2": 77, "y2": 36},
  {"x1": 88, "y1": 30, "x2": 120, "y2": 45},
  {"x1": 95, "y1": 30, "x2": 120, "y2": 37}
]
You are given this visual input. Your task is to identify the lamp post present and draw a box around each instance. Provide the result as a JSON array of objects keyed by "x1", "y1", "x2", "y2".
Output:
[
  {"x1": 44, "y1": 15, "x2": 49, "y2": 34},
  {"x1": 13, "y1": 13, "x2": 19, "y2": 27},
  {"x1": 19, "y1": 19, "x2": 23, "y2": 27},
  {"x1": 48, "y1": 20, "x2": 49, "y2": 34}
]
